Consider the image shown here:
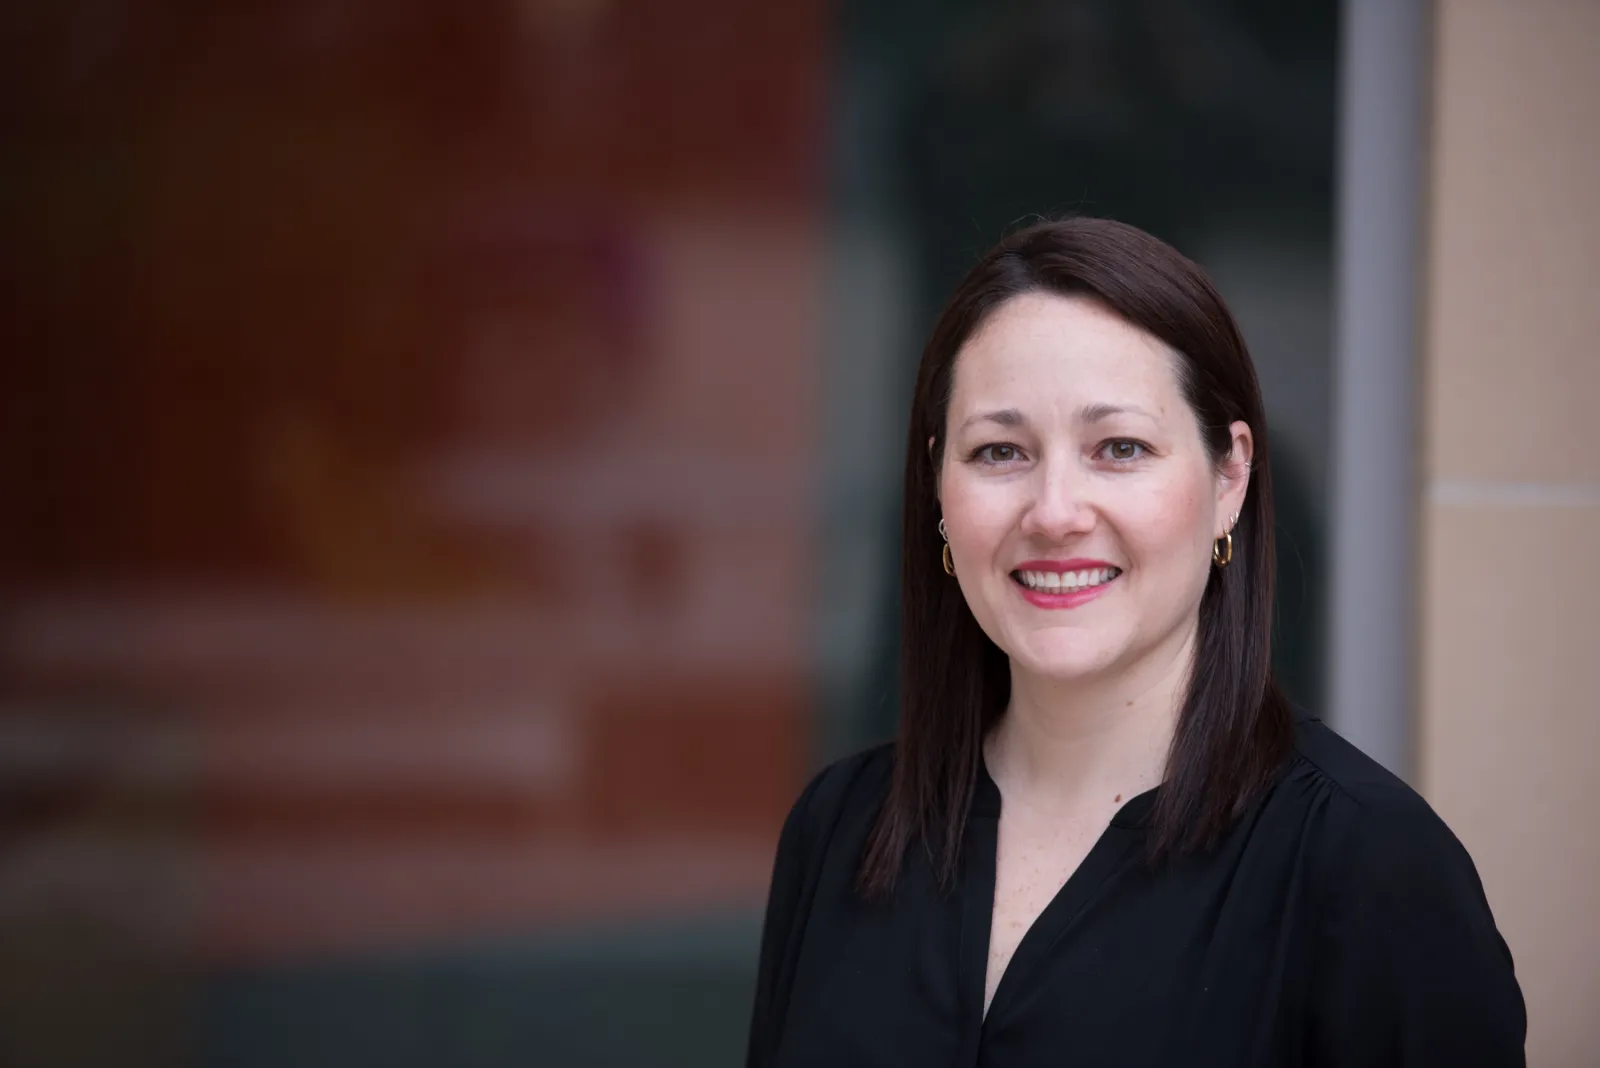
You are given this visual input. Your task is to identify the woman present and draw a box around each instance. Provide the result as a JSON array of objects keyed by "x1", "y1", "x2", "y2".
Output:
[{"x1": 746, "y1": 218, "x2": 1524, "y2": 1066}]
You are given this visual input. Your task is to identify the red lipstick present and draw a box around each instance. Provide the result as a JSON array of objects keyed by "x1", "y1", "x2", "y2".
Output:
[
  {"x1": 1013, "y1": 558, "x2": 1118, "y2": 573},
  {"x1": 1010, "y1": 559, "x2": 1122, "y2": 610}
]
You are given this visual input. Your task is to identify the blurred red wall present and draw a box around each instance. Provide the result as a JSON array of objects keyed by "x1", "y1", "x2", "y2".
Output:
[{"x1": 1, "y1": 0, "x2": 825, "y2": 963}]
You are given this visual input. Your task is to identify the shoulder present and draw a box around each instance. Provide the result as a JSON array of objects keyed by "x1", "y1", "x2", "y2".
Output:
[
  {"x1": 1285, "y1": 717, "x2": 1490, "y2": 910},
  {"x1": 777, "y1": 742, "x2": 895, "y2": 861},
  {"x1": 1290, "y1": 716, "x2": 1454, "y2": 838},
  {"x1": 1284, "y1": 720, "x2": 1525, "y2": 1056},
  {"x1": 1288, "y1": 715, "x2": 1427, "y2": 821}
]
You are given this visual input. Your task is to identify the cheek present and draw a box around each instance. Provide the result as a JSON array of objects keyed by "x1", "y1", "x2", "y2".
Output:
[
  {"x1": 1121, "y1": 480, "x2": 1211, "y2": 563},
  {"x1": 938, "y1": 472, "x2": 1012, "y2": 547}
]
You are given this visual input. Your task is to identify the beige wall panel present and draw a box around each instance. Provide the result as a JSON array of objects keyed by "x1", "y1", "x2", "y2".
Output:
[
  {"x1": 1425, "y1": 1, "x2": 1600, "y2": 483},
  {"x1": 1417, "y1": 502, "x2": 1600, "y2": 1064}
]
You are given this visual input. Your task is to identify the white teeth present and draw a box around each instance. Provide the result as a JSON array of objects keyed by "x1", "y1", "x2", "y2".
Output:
[{"x1": 1015, "y1": 567, "x2": 1121, "y2": 591}]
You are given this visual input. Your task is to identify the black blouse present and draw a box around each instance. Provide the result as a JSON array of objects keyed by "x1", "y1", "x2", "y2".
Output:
[{"x1": 746, "y1": 715, "x2": 1524, "y2": 1067}]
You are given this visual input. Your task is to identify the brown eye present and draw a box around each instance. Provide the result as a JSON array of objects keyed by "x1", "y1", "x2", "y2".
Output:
[
  {"x1": 1104, "y1": 440, "x2": 1146, "y2": 461},
  {"x1": 973, "y1": 443, "x2": 1020, "y2": 464}
]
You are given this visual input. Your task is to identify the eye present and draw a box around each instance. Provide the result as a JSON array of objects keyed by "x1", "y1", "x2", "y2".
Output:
[
  {"x1": 971, "y1": 443, "x2": 1022, "y2": 465},
  {"x1": 1099, "y1": 439, "x2": 1149, "y2": 462}
]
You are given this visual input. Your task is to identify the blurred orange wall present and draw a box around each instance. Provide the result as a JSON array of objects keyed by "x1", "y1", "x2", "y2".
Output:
[{"x1": 1416, "y1": 2, "x2": 1600, "y2": 1062}]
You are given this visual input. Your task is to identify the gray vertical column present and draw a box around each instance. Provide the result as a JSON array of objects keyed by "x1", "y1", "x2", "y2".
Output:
[{"x1": 1326, "y1": 0, "x2": 1430, "y2": 777}]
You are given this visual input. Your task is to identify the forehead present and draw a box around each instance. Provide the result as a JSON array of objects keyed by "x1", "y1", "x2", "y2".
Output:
[{"x1": 949, "y1": 291, "x2": 1185, "y2": 414}]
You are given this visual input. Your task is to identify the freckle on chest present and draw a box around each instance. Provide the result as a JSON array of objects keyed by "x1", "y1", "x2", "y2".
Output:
[{"x1": 985, "y1": 821, "x2": 1103, "y2": 1013}]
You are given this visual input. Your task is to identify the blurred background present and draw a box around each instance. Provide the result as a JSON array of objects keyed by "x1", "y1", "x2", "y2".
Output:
[{"x1": 0, "y1": 1, "x2": 1594, "y2": 1065}]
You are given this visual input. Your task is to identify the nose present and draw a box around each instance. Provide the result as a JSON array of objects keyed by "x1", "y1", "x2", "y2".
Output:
[{"x1": 1019, "y1": 454, "x2": 1096, "y2": 541}]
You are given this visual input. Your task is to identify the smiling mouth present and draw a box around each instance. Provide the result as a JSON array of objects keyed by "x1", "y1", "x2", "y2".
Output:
[{"x1": 1011, "y1": 566, "x2": 1122, "y2": 593}]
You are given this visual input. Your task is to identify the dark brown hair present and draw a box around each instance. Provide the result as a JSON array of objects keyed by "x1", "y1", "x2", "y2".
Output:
[{"x1": 857, "y1": 216, "x2": 1293, "y2": 898}]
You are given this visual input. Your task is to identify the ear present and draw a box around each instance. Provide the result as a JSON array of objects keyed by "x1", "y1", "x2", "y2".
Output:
[{"x1": 1216, "y1": 421, "x2": 1253, "y2": 536}]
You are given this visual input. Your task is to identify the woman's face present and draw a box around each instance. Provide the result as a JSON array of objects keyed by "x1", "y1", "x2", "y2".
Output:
[{"x1": 937, "y1": 292, "x2": 1251, "y2": 687}]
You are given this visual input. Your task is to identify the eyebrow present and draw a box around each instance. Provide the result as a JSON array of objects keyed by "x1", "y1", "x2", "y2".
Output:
[
  {"x1": 1078, "y1": 402, "x2": 1156, "y2": 424},
  {"x1": 958, "y1": 408, "x2": 1027, "y2": 433},
  {"x1": 956, "y1": 403, "x2": 1156, "y2": 434}
]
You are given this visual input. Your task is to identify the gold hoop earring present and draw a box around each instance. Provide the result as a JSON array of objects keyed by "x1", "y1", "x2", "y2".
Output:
[
  {"x1": 938, "y1": 518, "x2": 955, "y2": 576},
  {"x1": 1212, "y1": 531, "x2": 1233, "y2": 568}
]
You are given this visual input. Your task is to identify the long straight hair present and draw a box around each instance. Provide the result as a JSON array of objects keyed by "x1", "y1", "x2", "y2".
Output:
[{"x1": 857, "y1": 217, "x2": 1294, "y2": 898}]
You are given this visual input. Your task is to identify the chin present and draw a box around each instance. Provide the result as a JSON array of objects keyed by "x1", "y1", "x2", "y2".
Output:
[{"x1": 1008, "y1": 634, "x2": 1122, "y2": 683}]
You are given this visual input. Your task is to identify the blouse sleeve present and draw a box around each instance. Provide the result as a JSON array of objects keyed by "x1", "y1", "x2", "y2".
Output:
[
  {"x1": 745, "y1": 768, "x2": 826, "y2": 1068},
  {"x1": 1307, "y1": 793, "x2": 1526, "y2": 1066}
]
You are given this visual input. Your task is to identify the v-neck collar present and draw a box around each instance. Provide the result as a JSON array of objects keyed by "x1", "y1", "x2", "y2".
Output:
[
  {"x1": 970, "y1": 754, "x2": 1162, "y2": 827},
  {"x1": 958, "y1": 756, "x2": 1153, "y2": 1042}
]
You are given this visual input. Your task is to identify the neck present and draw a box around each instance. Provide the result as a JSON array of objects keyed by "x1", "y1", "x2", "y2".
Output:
[{"x1": 986, "y1": 624, "x2": 1197, "y2": 811}]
